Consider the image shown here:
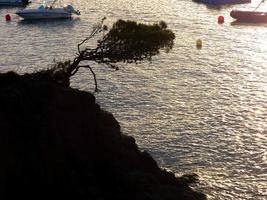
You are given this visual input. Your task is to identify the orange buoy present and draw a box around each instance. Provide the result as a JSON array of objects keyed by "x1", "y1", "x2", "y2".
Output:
[
  {"x1": 5, "y1": 14, "x2": 11, "y2": 21},
  {"x1": 218, "y1": 16, "x2": 224, "y2": 24}
]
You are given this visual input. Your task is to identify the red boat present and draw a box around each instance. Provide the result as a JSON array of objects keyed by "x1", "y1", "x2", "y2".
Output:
[{"x1": 230, "y1": 10, "x2": 267, "y2": 22}]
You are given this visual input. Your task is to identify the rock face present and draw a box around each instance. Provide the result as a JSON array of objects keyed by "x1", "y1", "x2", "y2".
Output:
[{"x1": 0, "y1": 72, "x2": 206, "y2": 200}]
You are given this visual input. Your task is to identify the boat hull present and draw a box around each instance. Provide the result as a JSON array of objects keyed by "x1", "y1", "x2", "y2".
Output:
[
  {"x1": 0, "y1": 0, "x2": 28, "y2": 6},
  {"x1": 230, "y1": 10, "x2": 267, "y2": 22},
  {"x1": 193, "y1": 0, "x2": 251, "y2": 5},
  {"x1": 16, "y1": 9, "x2": 72, "y2": 20}
]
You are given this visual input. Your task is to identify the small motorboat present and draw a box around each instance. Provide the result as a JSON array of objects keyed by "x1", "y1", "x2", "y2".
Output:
[
  {"x1": 193, "y1": 0, "x2": 250, "y2": 5},
  {"x1": 0, "y1": 0, "x2": 29, "y2": 6},
  {"x1": 16, "y1": 0, "x2": 80, "y2": 20},
  {"x1": 230, "y1": 10, "x2": 267, "y2": 22}
]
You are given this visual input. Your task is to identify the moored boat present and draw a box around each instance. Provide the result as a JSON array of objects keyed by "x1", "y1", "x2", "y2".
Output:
[
  {"x1": 230, "y1": 10, "x2": 267, "y2": 22},
  {"x1": 193, "y1": 0, "x2": 251, "y2": 5},
  {"x1": 0, "y1": 0, "x2": 29, "y2": 6},
  {"x1": 16, "y1": 3, "x2": 80, "y2": 20}
]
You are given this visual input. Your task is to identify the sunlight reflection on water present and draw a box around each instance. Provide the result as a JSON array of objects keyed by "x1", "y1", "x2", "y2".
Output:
[{"x1": 0, "y1": 0, "x2": 267, "y2": 199}]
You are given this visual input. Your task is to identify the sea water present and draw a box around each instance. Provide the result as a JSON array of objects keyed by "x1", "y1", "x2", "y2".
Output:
[{"x1": 0, "y1": 0, "x2": 266, "y2": 199}]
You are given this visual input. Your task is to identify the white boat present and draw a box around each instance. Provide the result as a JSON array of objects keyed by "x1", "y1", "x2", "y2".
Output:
[
  {"x1": 0, "y1": 0, "x2": 29, "y2": 6},
  {"x1": 16, "y1": 1, "x2": 80, "y2": 20}
]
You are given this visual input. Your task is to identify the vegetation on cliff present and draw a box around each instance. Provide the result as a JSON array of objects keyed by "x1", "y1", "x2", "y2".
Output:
[{"x1": 31, "y1": 19, "x2": 175, "y2": 91}]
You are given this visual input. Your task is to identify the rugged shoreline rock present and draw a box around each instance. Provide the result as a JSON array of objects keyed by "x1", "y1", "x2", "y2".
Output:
[{"x1": 0, "y1": 72, "x2": 206, "y2": 200}]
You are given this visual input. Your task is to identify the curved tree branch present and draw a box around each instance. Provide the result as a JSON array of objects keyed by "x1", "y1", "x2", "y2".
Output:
[{"x1": 79, "y1": 65, "x2": 98, "y2": 92}]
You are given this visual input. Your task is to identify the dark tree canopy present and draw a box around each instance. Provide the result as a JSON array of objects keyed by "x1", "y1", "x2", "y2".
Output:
[
  {"x1": 32, "y1": 19, "x2": 175, "y2": 91},
  {"x1": 89, "y1": 19, "x2": 175, "y2": 64}
]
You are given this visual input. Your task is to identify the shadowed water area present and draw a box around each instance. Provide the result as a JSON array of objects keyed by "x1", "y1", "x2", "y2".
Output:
[{"x1": 0, "y1": 0, "x2": 266, "y2": 199}]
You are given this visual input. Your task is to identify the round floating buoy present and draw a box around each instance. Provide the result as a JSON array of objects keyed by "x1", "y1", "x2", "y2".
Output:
[
  {"x1": 218, "y1": 15, "x2": 224, "y2": 24},
  {"x1": 196, "y1": 39, "x2": 202, "y2": 49},
  {"x1": 5, "y1": 14, "x2": 11, "y2": 21}
]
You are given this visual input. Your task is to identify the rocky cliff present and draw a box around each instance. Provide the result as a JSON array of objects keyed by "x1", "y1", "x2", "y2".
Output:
[{"x1": 0, "y1": 71, "x2": 206, "y2": 200}]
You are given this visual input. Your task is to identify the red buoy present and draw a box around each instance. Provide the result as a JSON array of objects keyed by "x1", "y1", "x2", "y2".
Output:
[
  {"x1": 5, "y1": 14, "x2": 11, "y2": 21},
  {"x1": 218, "y1": 16, "x2": 224, "y2": 24}
]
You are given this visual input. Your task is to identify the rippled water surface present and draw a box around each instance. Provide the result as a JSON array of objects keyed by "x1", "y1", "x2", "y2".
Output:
[{"x1": 0, "y1": 0, "x2": 267, "y2": 199}]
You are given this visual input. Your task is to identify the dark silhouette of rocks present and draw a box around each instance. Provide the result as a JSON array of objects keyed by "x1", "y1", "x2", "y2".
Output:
[{"x1": 0, "y1": 72, "x2": 206, "y2": 200}]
